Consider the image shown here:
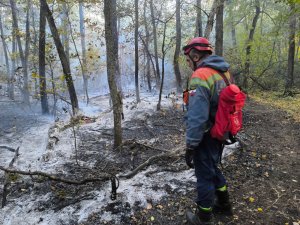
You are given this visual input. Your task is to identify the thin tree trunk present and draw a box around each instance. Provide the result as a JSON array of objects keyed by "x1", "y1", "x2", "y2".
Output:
[
  {"x1": 135, "y1": 0, "x2": 140, "y2": 103},
  {"x1": 115, "y1": 14, "x2": 122, "y2": 94},
  {"x1": 25, "y1": 0, "x2": 31, "y2": 75},
  {"x1": 150, "y1": 0, "x2": 161, "y2": 88},
  {"x1": 49, "y1": 61, "x2": 57, "y2": 116},
  {"x1": 62, "y1": 3, "x2": 70, "y2": 64},
  {"x1": 10, "y1": 32, "x2": 16, "y2": 100},
  {"x1": 0, "y1": 12, "x2": 11, "y2": 97},
  {"x1": 31, "y1": 4, "x2": 39, "y2": 98},
  {"x1": 243, "y1": 0, "x2": 260, "y2": 89},
  {"x1": 204, "y1": 0, "x2": 218, "y2": 39},
  {"x1": 195, "y1": 0, "x2": 203, "y2": 37},
  {"x1": 104, "y1": 0, "x2": 122, "y2": 148},
  {"x1": 139, "y1": 33, "x2": 157, "y2": 91},
  {"x1": 284, "y1": 2, "x2": 296, "y2": 95},
  {"x1": 143, "y1": 0, "x2": 152, "y2": 92},
  {"x1": 79, "y1": 0, "x2": 89, "y2": 104},
  {"x1": 10, "y1": 0, "x2": 30, "y2": 104},
  {"x1": 39, "y1": 3, "x2": 49, "y2": 114},
  {"x1": 157, "y1": 22, "x2": 168, "y2": 111},
  {"x1": 173, "y1": 0, "x2": 182, "y2": 93},
  {"x1": 40, "y1": 0, "x2": 78, "y2": 114},
  {"x1": 231, "y1": 23, "x2": 237, "y2": 47},
  {"x1": 215, "y1": 0, "x2": 224, "y2": 56}
]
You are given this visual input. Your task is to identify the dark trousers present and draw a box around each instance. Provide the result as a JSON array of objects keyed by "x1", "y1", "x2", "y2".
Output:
[{"x1": 193, "y1": 133, "x2": 226, "y2": 208}]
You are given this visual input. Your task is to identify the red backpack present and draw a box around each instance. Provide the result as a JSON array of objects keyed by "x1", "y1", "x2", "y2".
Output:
[{"x1": 210, "y1": 72, "x2": 247, "y2": 141}]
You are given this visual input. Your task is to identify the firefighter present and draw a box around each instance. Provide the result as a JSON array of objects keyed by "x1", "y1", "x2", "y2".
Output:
[{"x1": 182, "y1": 37, "x2": 233, "y2": 224}]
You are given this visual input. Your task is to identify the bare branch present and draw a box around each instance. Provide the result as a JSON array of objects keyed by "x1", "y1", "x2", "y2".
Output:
[{"x1": 0, "y1": 166, "x2": 112, "y2": 185}]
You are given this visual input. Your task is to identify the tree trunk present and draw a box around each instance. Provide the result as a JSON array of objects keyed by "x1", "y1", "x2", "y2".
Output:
[
  {"x1": 143, "y1": 0, "x2": 152, "y2": 92},
  {"x1": 157, "y1": 22, "x2": 168, "y2": 111},
  {"x1": 10, "y1": 0, "x2": 30, "y2": 104},
  {"x1": 62, "y1": 3, "x2": 70, "y2": 65},
  {"x1": 215, "y1": 0, "x2": 224, "y2": 56},
  {"x1": 31, "y1": 4, "x2": 39, "y2": 98},
  {"x1": 150, "y1": 0, "x2": 160, "y2": 88},
  {"x1": 79, "y1": 0, "x2": 89, "y2": 104},
  {"x1": 40, "y1": 0, "x2": 78, "y2": 114},
  {"x1": 135, "y1": 0, "x2": 140, "y2": 102},
  {"x1": 39, "y1": 2, "x2": 49, "y2": 114},
  {"x1": 10, "y1": 32, "x2": 16, "y2": 100},
  {"x1": 139, "y1": 33, "x2": 157, "y2": 91},
  {"x1": 195, "y1": 0, "x2": 203, "y2": 37},
  {"x1": 284, "y1": 2, "x2": 296, "y2": 95},
  {"x1": 173, "y1": 0, "x2": 182, "y2": 93},
  {"x1": 243, "y1": 0, "x2": 260, "y2": 89},
  {"x1": 0, "y1": 12, "x2": 11, "y2": 97},
  {"x1": 25, "y1": 0, "x2": 31, "y2": 75},
  {"x1": 204, "y1": 0, "x2": 218, "y2": 39},
  {"x1": 104, "y1": 0, "x2": 122, "y2": 148},
  {"x1": 231, "y1": 23, "x2": 237, "y2": 48}
]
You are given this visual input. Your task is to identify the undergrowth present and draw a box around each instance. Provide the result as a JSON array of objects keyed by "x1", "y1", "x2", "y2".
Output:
[{"x1": 250, "y1": 91, "x2": 300, "y2": 122}]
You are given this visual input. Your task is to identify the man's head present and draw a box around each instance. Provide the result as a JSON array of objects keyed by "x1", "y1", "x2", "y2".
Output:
[{"x1": 183, "y1": 37, "x2": 213, "y2": 71}]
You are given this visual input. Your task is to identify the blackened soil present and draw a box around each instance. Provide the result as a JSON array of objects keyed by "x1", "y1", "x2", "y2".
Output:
[
  {"x1": 85, "y1": 98, "x2": 299, "y2": 225},
  {"x1": 2, "y1": 98, "x2": 299, "y2": 225}
]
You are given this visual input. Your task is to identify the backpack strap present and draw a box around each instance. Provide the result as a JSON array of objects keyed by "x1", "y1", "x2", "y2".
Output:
[
  {"x1": 217, "y1": 71, "x2": 230, "y2": 86},
  {"x1": 201, "y1": 66, "x2": 231, "y2": 86}
]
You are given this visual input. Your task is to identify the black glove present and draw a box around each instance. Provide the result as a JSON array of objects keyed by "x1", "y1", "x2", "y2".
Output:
[{"x1": 185, "y1": 147, "x2": 195, "y2": 168}]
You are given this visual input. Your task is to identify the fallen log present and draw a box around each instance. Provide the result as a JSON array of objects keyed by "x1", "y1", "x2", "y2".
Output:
[{"x1": 119, "y1": 145, "x2": 185, "y2": 179}]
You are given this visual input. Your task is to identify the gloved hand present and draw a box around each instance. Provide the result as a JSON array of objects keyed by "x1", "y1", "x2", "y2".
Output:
[{"x1": 185, "y1": 146, "x2": 195, "y2": 168}]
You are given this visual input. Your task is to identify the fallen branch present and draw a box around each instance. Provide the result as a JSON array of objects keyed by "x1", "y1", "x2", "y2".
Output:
[
  {"x1": 0, "y1": 166, "x2": 112, "y2": 185},
  {"x1": 0, "y1": 146, "x2": 16, "y2": 152},
  {"x1": 119, "y1": 145, "x2": 184, "y2": 179},
  {"x1": 2, "y1": 147, "x2": 20, "y2": 208}
]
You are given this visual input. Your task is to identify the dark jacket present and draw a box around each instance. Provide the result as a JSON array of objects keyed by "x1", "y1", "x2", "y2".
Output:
[{"x1": 185, "y1": 55, "x2": 231, "y2": 147}]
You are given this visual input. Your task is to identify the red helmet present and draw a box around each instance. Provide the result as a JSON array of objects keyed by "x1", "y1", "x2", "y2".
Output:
[{"x1": 183, "y1": 37, "x2": 213, "y2": 55}]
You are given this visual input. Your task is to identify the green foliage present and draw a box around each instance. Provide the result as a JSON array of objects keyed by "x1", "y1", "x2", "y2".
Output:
[{"x1": 224, "y1": 0, "x2": 300, "y2": 90}]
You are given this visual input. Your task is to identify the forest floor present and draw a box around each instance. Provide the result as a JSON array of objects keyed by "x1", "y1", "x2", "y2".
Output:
[
  {"x1": 83, "y1": 97, "x2": 300, "y2": 225},
  {"x1": 0, "y1": 94, "x2": 299, "y2": 225}
]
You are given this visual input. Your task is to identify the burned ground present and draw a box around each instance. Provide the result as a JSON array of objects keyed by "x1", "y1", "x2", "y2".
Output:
[
  {"x1": 1, "y1": 98, "x2": 299, "y2": 225},
  {"x1": 82, "y1": 98, "x2": 300, "y2": 225}
]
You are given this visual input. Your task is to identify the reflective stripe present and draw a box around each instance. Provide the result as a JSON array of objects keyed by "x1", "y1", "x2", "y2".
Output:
[{"x1": 217, "y1": 185, "x2": 227, "y2": 192}]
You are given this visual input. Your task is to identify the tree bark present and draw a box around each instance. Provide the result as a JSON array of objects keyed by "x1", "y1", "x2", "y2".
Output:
[
  {"x1": 204, "y1": 0, "x2": 218, "y2": 39},
  {"x1": 284, "y1": 2, "x2": 296, "y2": 95},
  {"x1": 39, "y1": 2, "x2": 49, "y2": 114},
  {"x1": 24, "y1": 0, "x2": 31, "y2": 76},
  {"x1": 40, "y1": 0, "x2": 78, "y2": 114},
  {"x1": 104, "y1": 0, "x2": 122, "y2": 148},
  {"x1": 0, "y1": 12, "x2": 11, "y2": 97},
  {"x1": 173, "y1": 0, "x2": 182, "y2": 93},
  {"x1": 10, "y1": 30, "x2": 16, "y2": 100},
  {"x1": 62, "y1": 3, "x2": 70, "y2": 64},
  {"x1": 243, "y1": 0, "x2": 260, "y2": 89},
  {"x1": 215, "y1": 0, "x2": 224, "y2": 56},
  {"x1": 135, "y1": 0, "x2": 140, "y2": 102},
  {"x1": 10, "y1": 0, "x2": 30, "y2": 104},
  {"x1": 79, "y1": 0, "x2": 89, "y2": 103},
  {"x1": 31, "y1": 4, "x2": 39, "y2": 98},
  {"x1": 143, "y1": 0, "x2": 152, "y2": 92},
  {"x1": 150, "y1": 0, "x2": 161, "y2": 88},
  {"x1": 195, "y1": 0, "x2": 203, "y2": 37},
  {"x1": 157, "y1": 22, "x2": 167, "y2": 111}
]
